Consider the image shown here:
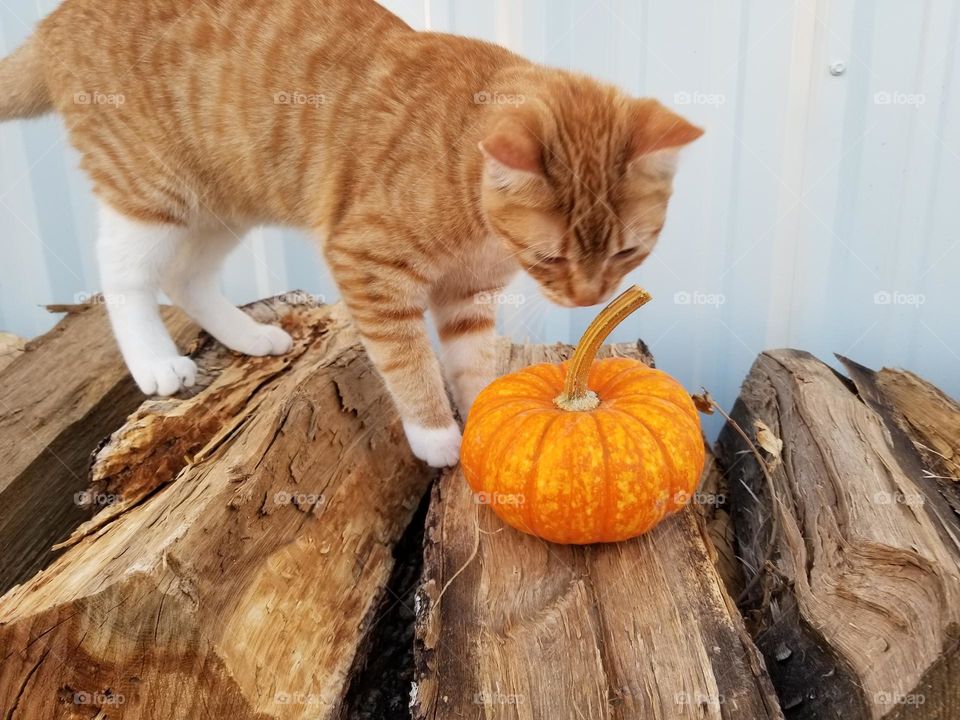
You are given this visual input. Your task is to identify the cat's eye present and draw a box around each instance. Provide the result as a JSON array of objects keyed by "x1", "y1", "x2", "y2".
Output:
[
  {"x1": 612, "y1": 247, "x2": 640, "y2": 261},
  {"x1": 537, "y1": 254, "x2": 568, "y2": 267}
]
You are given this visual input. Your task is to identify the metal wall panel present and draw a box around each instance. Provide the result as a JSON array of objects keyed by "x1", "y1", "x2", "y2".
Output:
[{"x1": 0, "y1": 0, "x2": 956, "y2": 434}]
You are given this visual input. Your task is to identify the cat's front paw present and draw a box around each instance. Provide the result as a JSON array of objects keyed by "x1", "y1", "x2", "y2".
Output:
[
  {"x1": 402, "y1": 421, "x2": 462, "y2": 468},
  {"x1": 229, "y1": 324, "x2": 294, "y2": 357},
  {"x1": 131, "y1": 356, "x2": 198, "y2": 396}
]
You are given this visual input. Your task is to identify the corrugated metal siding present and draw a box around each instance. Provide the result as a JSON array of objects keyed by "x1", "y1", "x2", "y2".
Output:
[{"x1": 1, "y1": 0, "x2": 957, "y2": 433}]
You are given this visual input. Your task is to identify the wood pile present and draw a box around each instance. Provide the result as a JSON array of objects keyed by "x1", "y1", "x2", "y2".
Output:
[{"x1": 0, "y1": 296, "x2": 957, "y2": 719}]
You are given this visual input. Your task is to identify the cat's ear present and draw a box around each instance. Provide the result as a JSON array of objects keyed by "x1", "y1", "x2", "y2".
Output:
[
  {"x1": 479, "y1": 116, "x2": 545, "y2": 188},
  {"x1": 629, "y1": 100, "x2": 704, "y2": 172}
]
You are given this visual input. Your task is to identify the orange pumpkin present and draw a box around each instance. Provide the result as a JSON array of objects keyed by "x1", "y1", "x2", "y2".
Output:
[{"x1": 462, "y1": 286, "x2": 705, "y2": 544}]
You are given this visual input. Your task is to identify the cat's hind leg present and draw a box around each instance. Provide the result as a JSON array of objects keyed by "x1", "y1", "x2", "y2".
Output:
[
  {"x1": 97, "y1": 204, "x2": 198, "y2": 396},
  {"x1": 162, "y1": 225, "x2": 293, "y2": 358}
]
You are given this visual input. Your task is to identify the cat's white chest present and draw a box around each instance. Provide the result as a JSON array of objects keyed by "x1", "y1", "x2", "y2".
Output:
[{"x1": 467, "y1": 236, "x2": 519, "y2": 289}]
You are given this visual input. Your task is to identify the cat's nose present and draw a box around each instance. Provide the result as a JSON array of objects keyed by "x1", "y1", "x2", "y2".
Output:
[
  {"x1": 574, "y1": 283, "x2": 619, "y2": 306},
  {"x1": 573, "y1": 289, "x2": 606, "y2": 306}
]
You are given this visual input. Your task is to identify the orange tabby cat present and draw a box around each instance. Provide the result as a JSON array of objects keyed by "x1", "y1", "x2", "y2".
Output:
[{"x1": 0, "y1": 0, "x2": 702, "y2": 467}]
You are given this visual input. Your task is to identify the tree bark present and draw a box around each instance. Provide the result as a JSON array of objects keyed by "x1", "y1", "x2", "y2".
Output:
[
  {"x1": 0, "y1": 300, "x2": 435, "y2": 720},
  {"x1": 718, "y1": 350, "x2": 960, "y2": 720},
  {"x1": 414, "y1": 340, "x2": 783, "y2": 720}
]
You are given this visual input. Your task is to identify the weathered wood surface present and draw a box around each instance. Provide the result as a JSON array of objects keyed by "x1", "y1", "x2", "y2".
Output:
[
  {"x1": 415, "y1": 340, "x2": 783, "y2": 720},
  {"x1": 718, "y1": 350, "x2": 960, "y2": 720},
  {"x1": 0, "y1": 332, "x2": 25, "y2": 372},
  {"x1": 0, "y1": 300, "x2": 435, "y2": 719},
  {"x1": 873, "y1": 367, "x2": 960, "y2": 495},
  {"x1": 58, "y1": 297, "x2": 323, "y2": 550},
  {"x1": 0, "y1": 305, "x2": 197, "y2": 594},
  {"x1": 696, "y1": 445, "x2": 742, "y2": 599}
]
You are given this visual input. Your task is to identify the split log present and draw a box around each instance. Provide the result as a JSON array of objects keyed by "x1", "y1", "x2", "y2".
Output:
[
  {"x1": 717, "y1": 350, "x2": 960, "y2": 720},
  {"x1": 0, "y1": 333, "x2": 25, "y2": 372},
  {"x1": 696, "y1": 446, "x2": 743, "y2": 599},
  {"x1": 414, "y1": 340, "x2": 783, "y2": 720},
  {"x1": 0, "y1": 300, "x2": 434, "y2": 719},
  {"x1": 0, "y1": 305, "x2": 197, "y2": 594},
  {"x1": 871, "y1": 367, "x2": 960, "y2": 498},
  {"x1": 57, "y1": 297, "x2": 326, "y2": 550}
]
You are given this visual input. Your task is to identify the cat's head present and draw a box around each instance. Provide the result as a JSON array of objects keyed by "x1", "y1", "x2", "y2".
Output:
[{"x1": 478, "y1": 76, "x2": 703, "y2": 307}]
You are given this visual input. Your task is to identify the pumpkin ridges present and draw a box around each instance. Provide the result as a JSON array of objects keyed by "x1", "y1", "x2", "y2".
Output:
[
  {"x1": 520, "y1": 411, "x2": 564, "y2": 540},
  {"x1": 518, "y1": 363, "x2": 566, "y2": 390},
  {"x1": 490, "y1": 410, "x2": 557, "y2": 532},
  {"x1": 465, "y1": 407, "x2": 547, "y2": 493},
  {"x1": 599, "y1": 369, "x2": 700, "y2": 424},
  {"x1": 466, "y1": 395, "x2": 553, "y2": 428},
  {"x1": 596, "y1": 366, "x2": 676, "y2": 402},
  {"x1": 585, "y1": 359, "x2": 655, "y2": 395},
  {"x1": 592, "y1": 412, "x2": 613, "y2": 543},
  {"x1": 605, "y1": 404, "x2": 680, "y2": 506},
  {"x1": 595, "y1": 407, "x2": 664, "y2": 539},
  {"x1": 609, "y1": 401, "x2": 704, "y2": 513},
  {"x1": 609, "y1": 394, "x2": 700, "y2": 431},
  {"x1": 534, "y1": 412, "x2": 601, "y2": 543}
]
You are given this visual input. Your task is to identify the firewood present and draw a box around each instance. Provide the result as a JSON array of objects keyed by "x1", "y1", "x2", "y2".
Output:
[
  {"x1": 414, "y1": 340, "x2": 783, "y2": 720},
  {"x1": 0, "y1": 333, "x2": 25, "y2": 372},
  {"x1": 718, "y1": 350, "x2": 960, "y2": 720},
  {"x1": 0, "y1": 305, "x2": 196, "y2": 593},
  {"x1": 872, "y1": 366, "x2": 960, "y2": 490},
  {"x1": 0, "y1": 300, "x2": 434, "y2": 719}
]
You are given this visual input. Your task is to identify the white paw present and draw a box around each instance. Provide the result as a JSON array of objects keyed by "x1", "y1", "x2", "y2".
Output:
[
  {"x1": 131, "y1": 356, "x2": 197, "y2": 396},
  {"x1": 230, "y1": 324, "x2": 294, "y2": 357},
  {"x1": 403, "y1": 422, "x2": 462, "y2": 468}
]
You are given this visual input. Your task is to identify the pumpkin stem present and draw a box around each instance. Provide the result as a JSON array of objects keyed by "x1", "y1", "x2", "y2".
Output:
[{"x1": 555, "y1": 285, "x2": 652, "y2": 411}]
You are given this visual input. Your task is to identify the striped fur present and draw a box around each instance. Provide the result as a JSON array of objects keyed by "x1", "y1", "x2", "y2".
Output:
[{"x1": 8, "y1": 0, "x2": 702, "y2": 464}]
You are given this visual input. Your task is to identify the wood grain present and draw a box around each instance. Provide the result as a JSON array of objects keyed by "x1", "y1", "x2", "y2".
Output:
[
  {"x1": 0, "y1": 305, "x2": 197, "y2": 594},
  {"x1": 875, "y1": 367, "x2": 960, "y2": 490},
  {"x1": 0, "y1": 302, "x2": 434, "y2": 719},
  {"x1": 0, "y1": 333, "x2": 25, "y2": 372},
  {"x1": 718, "y1": 350, "x2": 960, "y2": 720},
  {"x1": 415, "y1": 340, "x2": 783, "y2": 720},
  {"x1": 58, "y1": 297, "x2": 320, "y2": 550}
]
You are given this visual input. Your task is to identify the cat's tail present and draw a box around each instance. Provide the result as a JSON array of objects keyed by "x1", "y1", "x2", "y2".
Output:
[{"x1": 0, "y1": 35, "x2": 52, "y2": 119}]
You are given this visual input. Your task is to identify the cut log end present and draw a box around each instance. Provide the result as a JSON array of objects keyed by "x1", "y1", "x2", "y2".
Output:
[{"x1": 719, "y1": 349, "x2": 960, "y2": 720}]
